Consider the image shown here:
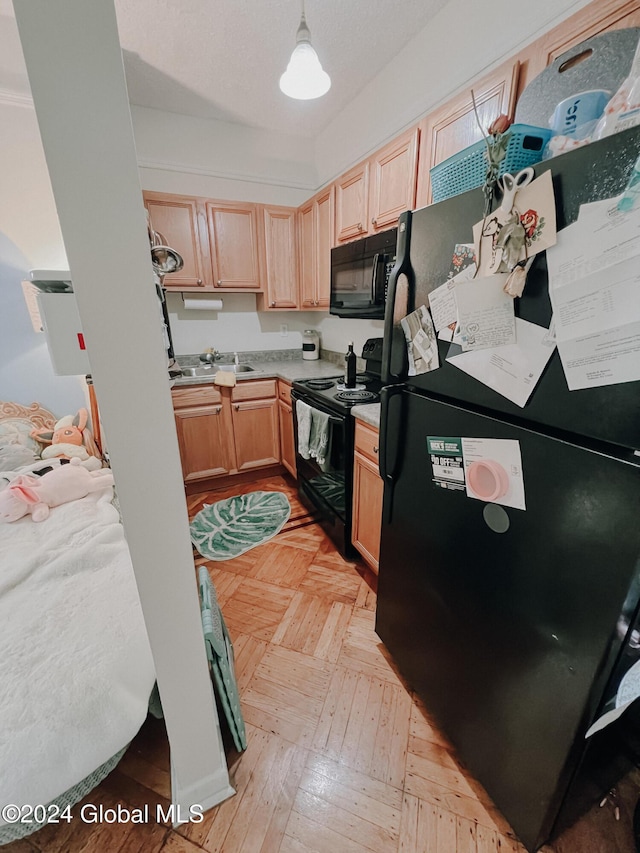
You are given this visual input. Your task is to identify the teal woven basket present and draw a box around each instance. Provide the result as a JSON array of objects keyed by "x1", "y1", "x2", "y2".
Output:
[{"x1": 430, "y1": 124, "x2": 553, "y2": 203}]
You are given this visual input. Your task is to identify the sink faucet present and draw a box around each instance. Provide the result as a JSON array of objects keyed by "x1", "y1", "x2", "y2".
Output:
[
  {"x1": 234, "y1": 352, "x2": 239, "y2": 366},
  {"x1": 199, "y1": 348, "x2": 219, "y2": 364}
]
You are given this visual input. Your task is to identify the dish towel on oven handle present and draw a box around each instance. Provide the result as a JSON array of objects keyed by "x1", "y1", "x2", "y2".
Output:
[
  {"x1": 309, "y1": 408, "x2": 330, "y2": 469},
  {"x1": 296, "y1": 400, "x2": 332, "y2": 470},
  {"x1": 296, "y1": 399, "x2": 312, "y2": 459}
]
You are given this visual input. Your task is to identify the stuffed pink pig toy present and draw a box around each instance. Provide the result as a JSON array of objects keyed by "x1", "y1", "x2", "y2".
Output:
[{"x1": 0, "y1": 459, "x2": 114, "y2": 523}]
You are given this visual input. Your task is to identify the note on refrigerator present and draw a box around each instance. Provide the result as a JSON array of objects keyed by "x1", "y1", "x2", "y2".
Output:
[
  {"x1": 455, "y1": 274, "x2": 516, "y2": 351},
  {"x1": 446, "y1": 318, "x2": 556, "y2": 407},
  {"x1": 546, "y1": 198, "x2": 640, "y2": 390},
  {"x1": 430, "y1": 263, "x2": 477, "y2": 333},
  {"x1": 585, "y1": 658, "x2": 640, "y2": 739},
  {"x1": 400, "y1": 305, "x2": 439, "y2": 375}
]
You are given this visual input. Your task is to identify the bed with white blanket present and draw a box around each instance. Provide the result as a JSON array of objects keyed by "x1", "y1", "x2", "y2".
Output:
[{"x1": 0, "y1": 402, "x2": 155, "y2": 845}]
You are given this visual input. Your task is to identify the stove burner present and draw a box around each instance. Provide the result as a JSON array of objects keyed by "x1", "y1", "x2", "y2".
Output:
[
  {"x1": 306, "y1": 378, "x2": 335, "y2": 390},
  {"x1": 335, "y1": 390, "x2": 378, "y2": 403},
  {"x1": 336, "y1": 381, "x2": 366, "y2": 392}
]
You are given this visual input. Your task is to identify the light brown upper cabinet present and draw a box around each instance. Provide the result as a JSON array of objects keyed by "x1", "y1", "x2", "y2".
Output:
[
  {"x1": 369, "y1": 126, "x2": 420, "y2": 231},
  {"x1": 335, "y1": 161, "x2": 370, "y2": 242},
  {"x1": 415, "y1": 60, "x2": 520, "y2": 208},
  {"x1": 205, "y1": 201, "x2": 262, "y2": 290},
  {"x1": 259, "y1": 206, "x2": 299, "y2": 310},
  {"x1": 299, "y1": 185, "x2": 334, "y2": 309},
  {"x1": 143, "y1": 192, "x2": 212, "y2": 290},
  {"x1": 517, "y1": 0, "x2": 640, "y2": 95}
]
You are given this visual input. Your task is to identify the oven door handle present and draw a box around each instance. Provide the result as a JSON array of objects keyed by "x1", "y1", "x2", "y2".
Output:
[{"x1": 291, "y1": 390, "x2": 345, "y2": 425}]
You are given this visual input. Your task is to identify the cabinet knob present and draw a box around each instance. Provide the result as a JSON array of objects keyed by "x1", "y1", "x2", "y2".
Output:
[
  {"x1": 358, "y1": 222, "x2": 363, "y2": 231},
  {"x1": 371, "y1": 218, "x2": 377, "y2": 226},
  {"x1": 197, "y1": 279, "x2": 202, "y2": 285},
  {"x1": 271, "y1": 301, "x2": 276, "y2": 307},
  {"x1": 373, "y1": 445, "x2": 379, "y2": 454},
  {"x1": 217, "y1": 280, "x2": 222, "y2": 286},
  {"x1": 234, "y1": 404, "x2": 240, "y2": 411},
  {"x1": 214, "y1": 406, "x2": 222, "y2": 415}
]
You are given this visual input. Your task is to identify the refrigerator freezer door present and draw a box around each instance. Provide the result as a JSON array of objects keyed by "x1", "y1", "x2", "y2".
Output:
[
  {"x1": 375, "y1": 389, "x2": 640, "y2": 851},
  {"x1": 385, "y1": 126, "x2": 640, "y2": 451}
]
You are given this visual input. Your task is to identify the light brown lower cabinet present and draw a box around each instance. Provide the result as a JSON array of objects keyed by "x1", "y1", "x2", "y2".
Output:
[
  {"x1": 352, "y1": 420, "x2": 383, "y2": 573},
  {"x1": 172, "y1": 378, "x2": 281, "y2": 484},
  {"x1": 277, "y1": 381, "x2": 296, "y2": 478}
]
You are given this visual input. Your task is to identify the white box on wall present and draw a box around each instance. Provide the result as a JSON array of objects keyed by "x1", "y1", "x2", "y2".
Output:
[{"x1": 36, "y1": 291, "x2": 91, "y2": 376}]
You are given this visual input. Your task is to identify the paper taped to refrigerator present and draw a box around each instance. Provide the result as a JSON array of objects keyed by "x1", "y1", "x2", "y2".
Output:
[
  {"x1": 401, "y1": 305, "x2": 439, "y2": 375},
  {"x1": 547, "y1": 195, "x2": 640, "y2": 390},
  {"x1": 427, "y1": 436, "x2": 465, "y2": 491},
  {"x1": 430, "y1": 262, "x2": 477, "y2": 334},
  {"x1": 455, "y1": 275, "x2": 516, "y2": 351},
  {"x1": 446, "y1": 318, "x2": 556, "y2": 407},
  {"x1": 585, "y1": 658, "x2": 640, "y2": 738},
  {"x1": 462, "y1": 438, "x2": 526, "y2": 511}
]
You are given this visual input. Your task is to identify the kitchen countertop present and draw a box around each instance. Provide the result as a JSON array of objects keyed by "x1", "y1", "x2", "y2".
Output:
[
  {"x1": 351, "y1": 404, "x2": 380, "y2": 429},
  {"x1": 171, "y1": 357, "x2": 344, "y2": 387}
]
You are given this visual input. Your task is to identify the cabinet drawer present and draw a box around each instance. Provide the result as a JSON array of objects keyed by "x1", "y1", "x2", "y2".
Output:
[
  {"x1": 354, "y1": 420, "x2": 380, "y2": 465},
  {"x1": 172, "y1": 384, "x2": 221, "y2": 408},
  {"x1": 278, "y1": 380, "x2": 292, "y2": 405},
  {"x1": 231, "y1": 379, "x2": 277, "y2": 401}
]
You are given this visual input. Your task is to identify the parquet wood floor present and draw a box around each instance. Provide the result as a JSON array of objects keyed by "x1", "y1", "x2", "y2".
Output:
[{"x1": 6, "y1": 475, "x2": 638, "y2": 852}]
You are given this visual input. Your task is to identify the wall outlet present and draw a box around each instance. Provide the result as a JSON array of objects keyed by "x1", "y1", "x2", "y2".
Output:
[{"x1": 280, "y1": 324, "x2": 288, "y2": 336}]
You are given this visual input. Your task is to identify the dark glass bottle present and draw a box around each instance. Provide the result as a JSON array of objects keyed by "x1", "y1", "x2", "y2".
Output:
[{"x1": 345, "y1": 341, "x2": 356, "y2": 388}]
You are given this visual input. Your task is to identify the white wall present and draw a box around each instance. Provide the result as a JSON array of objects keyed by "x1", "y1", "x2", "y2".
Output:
[
  {"x1": 167, "y1": 293, "x2": 382, "y2": 357},
  {"x1": 133, "y1": 105, "x2": 314, "y2": 206},
  {"x1": 0, "y1": 95, "x2": 85, "y2": 414},
  {"x1": 314, "y1": 0, "x2": 593, "y2": 184}
]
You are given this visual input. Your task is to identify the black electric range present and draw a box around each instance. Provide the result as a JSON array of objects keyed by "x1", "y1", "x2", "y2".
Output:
[{"x1": 291, "y1": 338, "x2": 383, "y2": 558}]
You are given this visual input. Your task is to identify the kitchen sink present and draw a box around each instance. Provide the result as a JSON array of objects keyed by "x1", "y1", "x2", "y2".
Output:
[{"x1": 180, "y1": 363, "x2": 257, "y2": 377}]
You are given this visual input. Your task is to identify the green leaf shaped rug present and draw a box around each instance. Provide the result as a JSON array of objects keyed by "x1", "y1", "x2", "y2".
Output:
[{"x1": 190, "y1": 491, "x2": 291, "y2": 560}]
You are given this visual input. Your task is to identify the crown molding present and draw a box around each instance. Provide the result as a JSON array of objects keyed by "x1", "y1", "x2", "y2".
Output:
[
  {"x1": 0, "y1": 88, "x2": 33, "y2": 108},
  {"x1": 136, "y1": 157, "x2": 316, "y2": 192}
]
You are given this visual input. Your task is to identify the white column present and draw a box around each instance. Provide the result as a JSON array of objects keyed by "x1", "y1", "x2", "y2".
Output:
[{"x1": 12, "y1": 0, "x2": 234, "y2": 814}]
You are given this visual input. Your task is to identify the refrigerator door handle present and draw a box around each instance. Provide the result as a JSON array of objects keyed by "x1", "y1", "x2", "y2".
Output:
[
  {"x1": 382, "y1": 210, "x2": 413, "y2": 384},
  {"x1": 379, "y1": 383, "x2": 406, "y2": 484}
]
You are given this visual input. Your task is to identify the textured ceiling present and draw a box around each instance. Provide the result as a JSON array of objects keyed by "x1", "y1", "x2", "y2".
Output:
[{"x1": 113, "y1": 0, "x2": 448, "y2": 137}]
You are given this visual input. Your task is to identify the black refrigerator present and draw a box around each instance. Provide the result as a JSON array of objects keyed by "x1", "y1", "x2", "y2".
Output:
[{"x1": 376, "y1": 126, "x2": 640, "y2": 851}]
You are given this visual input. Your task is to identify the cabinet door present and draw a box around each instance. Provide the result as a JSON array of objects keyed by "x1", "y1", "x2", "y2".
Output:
[
  {"x1": 173, "y1": 403, "x2": 235, "y2": 482},
  {"x1": 206, "y1": 201, "x2": 261, "y2": 290},
  {"x1": 518, "y1": 0, "x2": 640, "y2": 93},
  {"x1": 144, "y1": 193, "x2": 211, "y2": 290},
  {"x1": 278, "y1": 398, "x2": 296, "y2": 478},
  {"x1": 262, "y1": 206, "x2": 299, "y2": 309},
  {"x1": 315, "y1": 185, "x2": 334, "y2": 309},
  {"x1": 298, "y1": 200, "x2": 316, "y2": 309},
  {"x1": 415, "y1": 60, "x2": 520, "y2": 207},
  {"x1": 232, "y1": 397, "x2": 280, "y2": 471},
  {"x1": 335, "y1": 162, "x2": 369, "y2": 242},
  {"x1": 352, "y1": 450, "x2": 383, "y2": 572},
  {"x1": 369, "y1": 127, "x2": 419, "y2": 231}
]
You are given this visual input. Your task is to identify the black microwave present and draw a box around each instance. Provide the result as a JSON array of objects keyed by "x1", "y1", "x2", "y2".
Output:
[{"x1": 330, "y1": 227, "x2": 397, "y2": 319}]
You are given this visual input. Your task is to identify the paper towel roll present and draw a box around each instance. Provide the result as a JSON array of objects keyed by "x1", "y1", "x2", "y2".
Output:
[{"x1": 182, "y1": 297, "x2": 223, "y2": 311}]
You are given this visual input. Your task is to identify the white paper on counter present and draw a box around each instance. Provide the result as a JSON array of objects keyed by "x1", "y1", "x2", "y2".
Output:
[
  {"x1": 447, "y1": 318, "x2": 556, "y2": 407},
  {"x1": 586, "y1": 659, "x2": 640, "y2": 738},
  {"x1": 430, "y1": 262, "x2": 477, "y2": 333},
  {"x1": 461, "y1": 437, "x2": 526, "y2": 511},
  {"x1": 546, "y1": 196, "x2": 640, "y2": 288},
  {"x1": 455, "y1": 274, "x2": 516, "y2": 351}
]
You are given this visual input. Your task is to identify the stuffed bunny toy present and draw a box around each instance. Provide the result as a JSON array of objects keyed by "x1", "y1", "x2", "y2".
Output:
[
  {"x1": 0, "y1": 459, "x2": 114, "y2": 523},
  {"x1": 31, "y1": 408, "x2": 100, "y2": 463}
]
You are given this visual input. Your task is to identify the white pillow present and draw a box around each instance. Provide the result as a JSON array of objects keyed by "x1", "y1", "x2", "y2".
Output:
[{"x1": 0, "y1": 418, "x2": 42, "y2": 456}]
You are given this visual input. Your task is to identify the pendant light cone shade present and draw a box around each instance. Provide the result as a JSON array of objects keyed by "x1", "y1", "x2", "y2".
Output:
[{"x1": 279, "y1": 10, "x2": 331, "y2": 100}]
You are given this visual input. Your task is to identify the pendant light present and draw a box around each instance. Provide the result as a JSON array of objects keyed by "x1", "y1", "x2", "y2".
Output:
[{"x1": 279, "y1": 1, "x2": 331, "y2": 100}]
